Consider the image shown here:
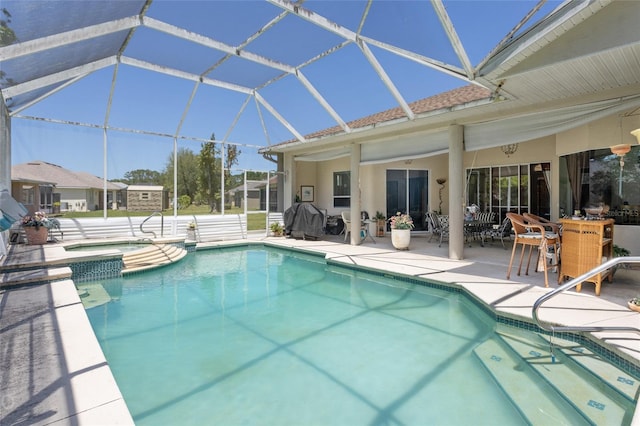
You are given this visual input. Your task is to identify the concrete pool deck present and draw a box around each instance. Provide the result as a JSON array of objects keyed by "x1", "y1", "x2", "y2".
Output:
[{"x1": 1, "y1": 234, "x2": 639, "y2": 425}]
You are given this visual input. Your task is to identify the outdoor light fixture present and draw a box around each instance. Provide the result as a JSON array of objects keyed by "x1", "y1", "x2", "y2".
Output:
[
  {"x1": 611, "y1": 143, "x2": 631, "y2": 197},
  {"x1": 500, "y1": 144, "x2": 518, "y2": 157},
  {"x1": 610, "y1": 143, "x2": 631, "y2": 167},
  {"x1": 631, "y1": 128, "x2": 640, "y2": 144},
  {"x1": 436, "y1": 178, "x2": 446, "y2": 215}
]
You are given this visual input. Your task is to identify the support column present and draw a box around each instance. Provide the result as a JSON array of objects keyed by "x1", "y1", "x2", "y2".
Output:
[
  {"x1": 350, "y1": 144, "x2": 361, "y2": 245},
  {"x1": 448, "y1": 124, "x2": 464, "y2": 260}
]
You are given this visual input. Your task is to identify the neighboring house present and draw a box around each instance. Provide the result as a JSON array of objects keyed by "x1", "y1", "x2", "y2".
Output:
[
  {"x1": 255, "y1": 176, "x2": 279, "y2": 211},
  {"x1": 227, "y1": 180, "x2": 266, "y2": 211},
  {"x1": 10, "y1": 177, "x2": 55, "y2": 216},
  {"x1": 11, "y1": 161, "x2": 122, "y2": 212},
  {"x1": 110, "y1": 181, "x2": 128, "y2": 210},
  {"x1": 126, "y1": 185, "x2": 167, "y2": 212}
]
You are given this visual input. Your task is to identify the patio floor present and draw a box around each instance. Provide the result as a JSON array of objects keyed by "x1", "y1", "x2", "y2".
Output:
[{"x1": 1, "y1": 232, "x2": 639, "y2": 425}]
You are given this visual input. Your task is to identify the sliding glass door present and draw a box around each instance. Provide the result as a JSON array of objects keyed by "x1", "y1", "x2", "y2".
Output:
[{"x1": 386, "y1": 169, "x2": 429, "y2": 231}]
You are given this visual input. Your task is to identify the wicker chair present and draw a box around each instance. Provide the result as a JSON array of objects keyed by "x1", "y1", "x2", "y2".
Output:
[
  {"x1": 506, "y1": 212, "x2": 560, "y2": 287},
  {"x1": 523, "y1": 212, "x2": 561, "y2": 234}
]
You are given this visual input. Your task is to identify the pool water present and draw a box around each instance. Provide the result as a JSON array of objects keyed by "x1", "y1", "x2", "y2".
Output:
[{"x1": 80, "y1": 247, "x2": 614, "y2": 425}]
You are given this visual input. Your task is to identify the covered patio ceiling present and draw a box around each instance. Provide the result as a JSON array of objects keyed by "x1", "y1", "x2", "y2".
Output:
[{"x1": 2, "y1": 0, "x2": 640, "y2": 172}]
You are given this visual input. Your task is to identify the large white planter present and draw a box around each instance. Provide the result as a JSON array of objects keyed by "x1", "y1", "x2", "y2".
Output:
[{"x1": 391, "y1": 228, "x2": 411, "y2": 250}]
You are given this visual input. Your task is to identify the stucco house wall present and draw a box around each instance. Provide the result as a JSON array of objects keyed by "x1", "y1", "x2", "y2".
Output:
[{"x1": 57, "y1": 188, "x2": 93, "y2": 212}]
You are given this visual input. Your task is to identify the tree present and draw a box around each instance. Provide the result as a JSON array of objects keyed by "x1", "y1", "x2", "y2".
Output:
[
  {"x1": 246, "y1": 171, "x2": 268, "y2": 180},
  {"x1": 163, "y1": 147, "x2": 199, "y2": 201},
  {"x1": 198, "y1": 136, "x2": 220, "y2": 210},
  {"x1": 118, "y1": 169, "x2": 162, "y2": 185},
  {"x1": 0, "y1": 9, "x2": 16, "y2": 47},
  {"x1": 0, "y1": 8, "x2": 17, "y2": 86},
  {"x1": 224, "y1": 143, "x2": 241, "y2": 190}
]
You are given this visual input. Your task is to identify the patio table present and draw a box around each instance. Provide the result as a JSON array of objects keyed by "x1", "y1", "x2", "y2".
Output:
[{"x1": 464, "y1": 219, "x2": 494, "y2": 246}]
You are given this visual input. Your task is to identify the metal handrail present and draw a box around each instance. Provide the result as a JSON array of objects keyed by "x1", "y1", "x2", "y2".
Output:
[
  {"x1": 532, "y1": 256, "x2": 640, "y2": 333},
  {"x1": 140, "y1": 211, "x2": 163, "y2": 238}
]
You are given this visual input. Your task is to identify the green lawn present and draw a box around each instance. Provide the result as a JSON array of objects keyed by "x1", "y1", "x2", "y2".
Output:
[{"x1": 60, "y1": 206, "x2": 268, "y2": 231}]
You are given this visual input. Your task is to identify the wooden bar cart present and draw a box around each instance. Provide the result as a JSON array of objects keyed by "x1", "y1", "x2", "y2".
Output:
[{"x1": 558, "y1": 218, "x2": 615, "y2": 296}]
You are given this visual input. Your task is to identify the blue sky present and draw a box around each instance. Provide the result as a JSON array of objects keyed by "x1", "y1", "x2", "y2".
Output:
[{"x1": 8, "y1": 0, "x2": 561, "y2": 180}]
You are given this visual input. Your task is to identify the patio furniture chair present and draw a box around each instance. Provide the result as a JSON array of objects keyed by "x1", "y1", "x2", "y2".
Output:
[
  {"x1": 481, "y1": 215, "x2": 512, "y2": 249},
  {"x1": 523, "y1": 212, "x2": 561, "y2": 234},
  {"x1": 427, "y1": 212, "x2": 439, "y2": 241},
  {"x1": 427, "y1": 212, "x2": 449, "y2": 247},
  {"x1": 506, "y1": 212, "x2": 560, "y2": 288},
  {"x1": 464, "y1": 211, "x2": 495, "y2": 245},
  {"x1": 341, "y1": 211, "x2": 373, "y2": 243},
  {"x1": 48, "y1": 218, "x2": 64, "y2": 242}
]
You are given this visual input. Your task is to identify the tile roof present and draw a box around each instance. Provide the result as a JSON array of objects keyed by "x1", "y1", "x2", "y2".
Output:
[
  {"x1": 300, "y1": 84, "x2": 492, "y2": 141},
  {"x1": 228, "y1": 180, "x2": 268, "y2": 193},
  {"x1": 12, "y1": 161, "x2": 122, "y2": 191}
]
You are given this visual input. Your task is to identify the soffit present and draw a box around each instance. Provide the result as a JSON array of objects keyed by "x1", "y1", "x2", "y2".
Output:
[{"x1": 479, "y1": 0, "x2": 640, "y2": 106}]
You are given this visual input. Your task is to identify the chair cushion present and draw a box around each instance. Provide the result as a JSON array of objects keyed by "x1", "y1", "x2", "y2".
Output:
[{"x1": 520, "y1": 232, "x2": 542, "y2": 239}]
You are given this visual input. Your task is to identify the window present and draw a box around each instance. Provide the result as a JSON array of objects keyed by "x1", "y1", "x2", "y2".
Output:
[
  {"x1": 333, "y1": 171, "x2": 350, "y2": 208},
  {"x1": 21, "y1": 185, "x2": 35, "y2": 206},
  {"x1": 560, "y1": 146, "x2": 640, "y2": 224},
  {"x1": 39, "y1": 185, "x2": 54, "y2": 212},
  {"x1": 139, "y1": 192, "x2": 150, "y2": 201}
]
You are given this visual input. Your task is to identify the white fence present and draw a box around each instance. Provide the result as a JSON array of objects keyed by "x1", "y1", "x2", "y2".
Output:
[{"x1": 52, "y1": 214, "x2": 247, "y2": 242}]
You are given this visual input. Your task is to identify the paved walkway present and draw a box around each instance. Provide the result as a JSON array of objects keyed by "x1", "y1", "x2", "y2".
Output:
[{"x1": 1, "y1": 234, "x2": 639, "y2": 425}]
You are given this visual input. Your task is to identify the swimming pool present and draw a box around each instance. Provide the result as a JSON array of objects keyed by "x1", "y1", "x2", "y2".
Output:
[{"x1": 79, "y1": 246, "x2": 637, "y2": 425}]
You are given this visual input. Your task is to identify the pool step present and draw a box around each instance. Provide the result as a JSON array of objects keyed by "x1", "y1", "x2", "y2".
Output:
[
  {"x1": 474, "y1": 326, "x2": 636, "y2": 425},
  {"x1": 122, "y1": 244, "x2": 187, "y2": 274},
  {"x1": 498, "y1": 329, "x2": 635, "y2": 424},
  {"x1": 473, "y1": 337, "x2": 585, "y2": 424},
  {"x1": 551, "y1": 336, "x2": 639, "y2": 404}
]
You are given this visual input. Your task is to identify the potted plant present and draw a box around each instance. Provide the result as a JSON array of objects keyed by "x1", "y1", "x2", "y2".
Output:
[
  {"x1": 389, "y1": 212, "x2": 414, "y2": 250},
  {"x1": 270, "y1": 222, "x2": 284, "y2": 237},
  {"x1": 186, "y1": 221, "x2": 197, "y2": 240},
  {"x1": 614, "y1": 244, "x2": 630, "y2": 258},
  {"x1": 374, "y1": 211, "x2": 386, "y2": 237},
  {"x1": 21, "y1": 211, "x2": 52, "y2": 245},
  {"x1": 612, "y1": 244, "x2": 630, "y2": 276}
]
